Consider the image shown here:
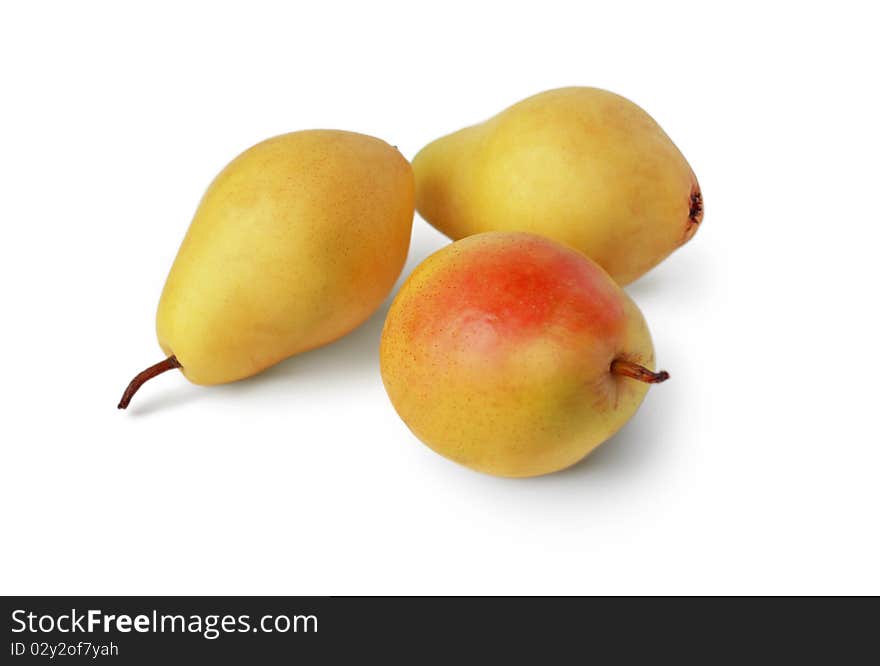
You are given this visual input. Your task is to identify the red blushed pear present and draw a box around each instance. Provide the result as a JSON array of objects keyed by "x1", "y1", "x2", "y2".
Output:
[{"x1": 379, "y1": 232, "x2": 668, "y2": 478}]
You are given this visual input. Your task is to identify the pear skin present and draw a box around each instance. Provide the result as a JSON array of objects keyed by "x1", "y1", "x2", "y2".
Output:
[
  {"x1": 380, "y1": 232, "x2": 668, "y2": 478},
  {"x1": 120, "y1": 130, "x2": 414, "y2": 408},
  {"x1": 413, "y1": 87, "x2": 702, "y2": 285}
]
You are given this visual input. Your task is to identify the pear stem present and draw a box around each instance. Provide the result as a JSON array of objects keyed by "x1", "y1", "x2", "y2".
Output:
[
  {"x1": 118, "y1": 356, "x2": 181, "y2": 409},
  {"x1": 610, "y1": 359, "x2": 670, "y2": 384}
]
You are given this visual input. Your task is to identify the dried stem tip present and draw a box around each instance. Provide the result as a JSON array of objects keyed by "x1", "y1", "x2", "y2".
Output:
[{"x1": 610, "y1": 359, "x2": 670, "y2": 384}]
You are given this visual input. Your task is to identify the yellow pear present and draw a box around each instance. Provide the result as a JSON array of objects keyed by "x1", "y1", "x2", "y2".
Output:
[
  {"x1": 380, "y1": 232, "x2": 668, "y2": 478},
  {"x1": 413, "y1": 87, "x2": 702, "y2": 285},
  {"x1": 119, "y1": 130, "x2": 414, "y2": 408}
]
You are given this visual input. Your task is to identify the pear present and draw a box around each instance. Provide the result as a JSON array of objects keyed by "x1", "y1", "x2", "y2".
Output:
[
  {"x1": 413, "y1": 87, "x2": 702, "y2": 285},
  {"x1": 379, "y1": 232, "x2": 668, "y2": 477},
  {"x1": 119, "y1": 130, "x2": 414, "y2": 408}
]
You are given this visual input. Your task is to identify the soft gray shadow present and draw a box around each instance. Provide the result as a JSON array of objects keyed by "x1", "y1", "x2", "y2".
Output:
[
  {"x1": 522, "y1": 402, "x2": 666, "y2": 484},
  {"x1": 625, "y1": 247, "x2": 714, "y2": 304},
  {"x1": 624, "y1": 270, "x2": 668, "y2": 301},
  {"x1": 125, "y1": 382, "x2": 208, "y2": 417}
]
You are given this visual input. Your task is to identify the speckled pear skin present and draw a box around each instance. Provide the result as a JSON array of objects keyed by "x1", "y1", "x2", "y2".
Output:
[
  {"x1": 413, "y1": 87, "x2": 702, "y2": 285},
  {"x1": 380, "y1": 232, "x2": 661, "y2": 478}
]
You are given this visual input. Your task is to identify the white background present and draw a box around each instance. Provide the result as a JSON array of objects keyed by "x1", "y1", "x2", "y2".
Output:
[{"x1": 2, "y1": 1, "x2": 878, "y2": 595}]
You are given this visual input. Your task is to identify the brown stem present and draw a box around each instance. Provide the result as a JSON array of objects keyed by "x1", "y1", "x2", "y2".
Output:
[
  {"x1": 610, "y1": 359, "x2": 670, "y2": 384},
  {"x1": 118, "y1": 356, "x2": 181, "y2": 409}
]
